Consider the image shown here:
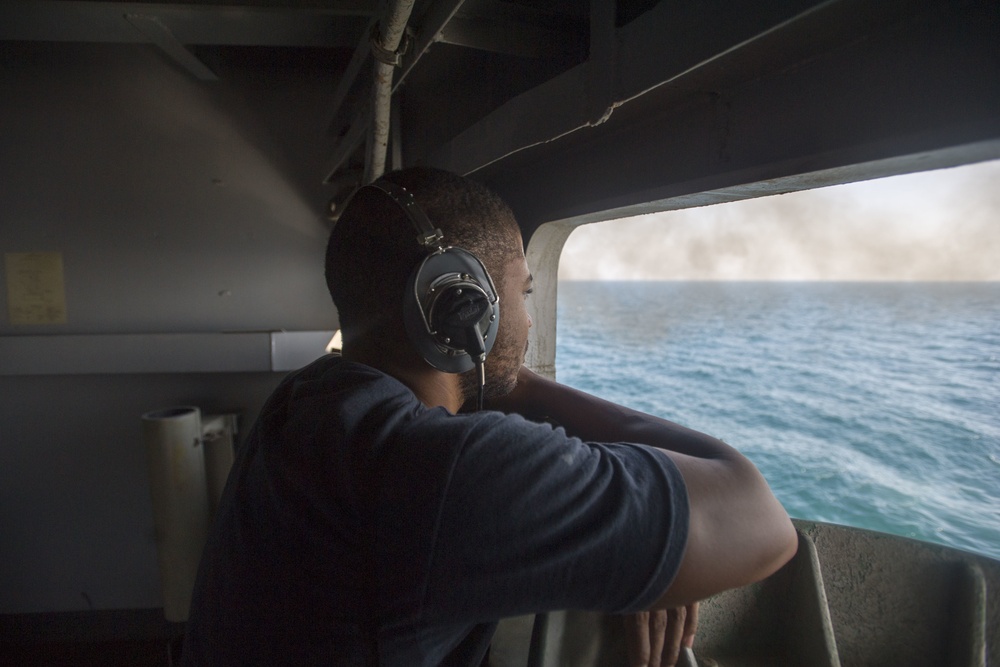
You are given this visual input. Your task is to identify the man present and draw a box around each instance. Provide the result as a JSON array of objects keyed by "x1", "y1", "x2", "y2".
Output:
[{"x1": 181, "y1": 167, "x2": 797, "y2": 666}]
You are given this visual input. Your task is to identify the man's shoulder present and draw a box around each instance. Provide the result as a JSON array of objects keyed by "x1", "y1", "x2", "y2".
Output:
[
  {"x1": 287, "y1": 353, "x2": 387, "y2": 386},
  {"x1": 280, "y1": 355, "x2": 413, "y2": 404}
]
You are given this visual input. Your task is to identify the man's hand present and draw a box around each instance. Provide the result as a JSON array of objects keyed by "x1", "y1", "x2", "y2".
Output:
[{"x1": 623, "y1": 603, "x2": 698, "y2": 667}]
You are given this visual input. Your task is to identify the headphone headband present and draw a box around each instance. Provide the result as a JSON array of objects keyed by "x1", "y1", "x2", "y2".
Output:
[{"x1": 364, "y1": 180, "x2": 444, "y2": 249}]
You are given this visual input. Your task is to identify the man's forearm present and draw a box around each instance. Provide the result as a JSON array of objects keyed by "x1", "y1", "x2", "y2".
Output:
[{"x1": 505, "y1": 366, "x2": 741, "y2": 462}]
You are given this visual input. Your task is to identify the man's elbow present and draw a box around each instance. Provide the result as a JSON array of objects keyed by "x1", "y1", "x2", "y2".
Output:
[
  {"x1": 722, "y1": 470, "x2": 800, "y2": 591},
  {"x1": 660, "y1": 455, "x2": 800, "y2": 607},
  {"x1": 765, "y1": 513, "x2": 799, "y2": 579},
  {"x1": 750, "y1": 505, "x2": 798, "y2": 585}
]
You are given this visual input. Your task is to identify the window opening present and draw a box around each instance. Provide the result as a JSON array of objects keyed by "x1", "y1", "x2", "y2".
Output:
[{"x1": 556, "y1": 160, "x2": 1000, "y2": 559}]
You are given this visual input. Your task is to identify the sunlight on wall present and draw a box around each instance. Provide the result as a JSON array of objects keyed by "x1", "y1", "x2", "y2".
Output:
[{"x1": 559, "y1": 160, "x2": 1000, "y2": 281}]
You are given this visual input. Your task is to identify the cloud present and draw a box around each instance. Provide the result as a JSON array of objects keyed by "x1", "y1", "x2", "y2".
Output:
[{"x1": 559, "y1": 160, "x2": 1000, "y2": 281}]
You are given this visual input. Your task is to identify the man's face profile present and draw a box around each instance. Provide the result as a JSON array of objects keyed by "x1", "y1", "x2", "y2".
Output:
[{"x1": 481, "y1": 247, "x2": 533, "y2": 399}]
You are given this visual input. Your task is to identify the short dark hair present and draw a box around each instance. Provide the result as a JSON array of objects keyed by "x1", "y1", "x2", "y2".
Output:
[{"x1": 325, "y1": 167, "x2": 522, "y2": 342}]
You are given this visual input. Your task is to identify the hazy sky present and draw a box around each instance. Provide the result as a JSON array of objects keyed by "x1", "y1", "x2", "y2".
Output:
[{"x1": 559, "y1": 160, "x2": 1000, "y2": 281}]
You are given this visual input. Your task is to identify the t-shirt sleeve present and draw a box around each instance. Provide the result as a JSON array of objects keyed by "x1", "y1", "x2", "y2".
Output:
[{"x1": 415, "y1": 411, "x2": 689, "y2": 623}]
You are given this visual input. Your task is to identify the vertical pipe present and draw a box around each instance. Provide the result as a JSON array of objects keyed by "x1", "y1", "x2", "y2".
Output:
[
  {"x1": 142, "y1": 406, "x2": 210, "y2": 623},
  {"x1": 365, "y1": 0, "x2": 416, "y2": 183},
  {"x1": 365, "y1": 59, "x2": 396, "y2": 183}
]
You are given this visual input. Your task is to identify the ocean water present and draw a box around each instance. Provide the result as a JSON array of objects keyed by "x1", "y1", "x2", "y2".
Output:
[{"x1": 556, "y1": 281, "x2": 1000, "y2": 560}]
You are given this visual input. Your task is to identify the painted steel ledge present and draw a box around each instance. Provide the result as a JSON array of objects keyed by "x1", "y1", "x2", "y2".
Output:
[{"x1": 0, "y1": 331, "x2": 335, "y2": 375}]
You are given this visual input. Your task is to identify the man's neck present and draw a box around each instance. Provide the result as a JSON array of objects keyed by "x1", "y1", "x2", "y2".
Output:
[{"x1": 343, "y1": 339, "x2": 464, "y2": 413}]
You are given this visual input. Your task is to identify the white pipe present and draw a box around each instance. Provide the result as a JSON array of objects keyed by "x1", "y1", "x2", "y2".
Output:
[
  {"x1": 365, "y1": 0, "x2": 416, "y2": 182},
  {"x1": 142, "y1": 406, "x2": 210, "y2": 623}
]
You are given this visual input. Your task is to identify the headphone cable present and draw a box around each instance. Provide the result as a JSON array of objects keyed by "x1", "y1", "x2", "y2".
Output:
[
  {"x1": 464, "y1": 323, "x2": 488, "y2": 412},
  {"x1": 475, "y1": 359, "x2": 486, "y2": 411}
]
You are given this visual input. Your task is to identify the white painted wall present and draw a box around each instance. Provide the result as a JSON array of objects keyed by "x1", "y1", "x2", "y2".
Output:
[{"x1": 0, "y1": 43, "x2": 337, "y2": 613}]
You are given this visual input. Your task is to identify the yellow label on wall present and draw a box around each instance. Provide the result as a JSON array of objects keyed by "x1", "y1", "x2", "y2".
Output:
[{"x1": 5, "y1": 252, "x2": 68, "y2": 325}]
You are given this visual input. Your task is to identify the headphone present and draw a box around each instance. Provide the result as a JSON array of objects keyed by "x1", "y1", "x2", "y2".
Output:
[{"x1": 361, "y1": 179, "x2": 500, "y2": 396}]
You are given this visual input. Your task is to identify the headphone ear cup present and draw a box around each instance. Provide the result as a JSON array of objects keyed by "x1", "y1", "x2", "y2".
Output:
[
  {"x1": 403, "y1": 247, "x2": 499, "y2": 373},
  {"x1": 429, "y1": 286, "x2": 491, "y2": 353}
]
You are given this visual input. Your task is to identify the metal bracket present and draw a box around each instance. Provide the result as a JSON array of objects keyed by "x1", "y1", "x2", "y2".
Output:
[{"x1": 370, "y1": 23, "x2": 412, "y2": 67}]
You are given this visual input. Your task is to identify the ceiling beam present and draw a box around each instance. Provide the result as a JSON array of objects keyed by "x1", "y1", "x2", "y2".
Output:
[
  {"x1": 460, "y1": 0, "x2": 1000, "y2": 237},
  {"x1": 125, "y1": 13, "x2": 217, "y2": 80},
  {"x1": 395, "y1": 0, "x2": 466, "y2": 91},
  {"x1": 423, "y1": 0, "x2": 834, "y2": 177},
  {"x1": 435, "y1": 14, "x2": 584, "y2": 59},
  {"x1": 0, "y1": 0, "x2": 373, "y2": 48}
]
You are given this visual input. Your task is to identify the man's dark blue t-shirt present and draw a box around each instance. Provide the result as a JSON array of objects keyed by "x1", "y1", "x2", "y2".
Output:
[{"x1": 182, "y1": 356, "x2": 688, "y2": 666}]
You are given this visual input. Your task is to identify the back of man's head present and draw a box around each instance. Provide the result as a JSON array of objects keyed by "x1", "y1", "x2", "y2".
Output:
[{"x1": 325, "y1": 167, "x2": 521, "y2": 345}]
